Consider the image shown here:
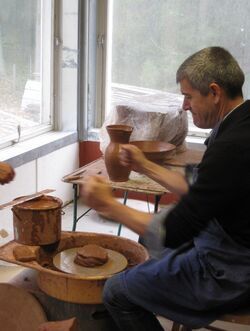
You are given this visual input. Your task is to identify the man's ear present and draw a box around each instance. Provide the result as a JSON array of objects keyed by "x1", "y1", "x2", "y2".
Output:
[{"x1": 209, "y1": 83, "x2": 221, "y2": 103}]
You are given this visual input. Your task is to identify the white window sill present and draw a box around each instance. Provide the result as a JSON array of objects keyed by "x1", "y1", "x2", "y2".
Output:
[
  {"x1": 185, "y1": 136, "x2": 206, "y2": 151},
  {"x1": 0, "y1": 131, "x2": 78, "y2": 167}
]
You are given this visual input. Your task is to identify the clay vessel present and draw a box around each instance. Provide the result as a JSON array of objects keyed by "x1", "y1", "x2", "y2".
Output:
[
  {"x1": 12, "y1": 195, "x2": 63, "y2": 246},
  {"x1": 104, "y1": 124, "x2": 133, "y2": 181}
]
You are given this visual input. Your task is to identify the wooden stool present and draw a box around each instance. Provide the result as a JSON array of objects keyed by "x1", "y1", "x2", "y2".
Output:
[{"x1": 171, "y1": 306, "x2": 250, "y2": 330}]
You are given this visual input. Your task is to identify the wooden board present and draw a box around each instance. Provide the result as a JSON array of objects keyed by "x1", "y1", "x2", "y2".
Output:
[
  {"x1": 62, "y1": 149, "x2": 204, "y2": 194},
  {"x1": 0, "y1": 283, "x2": 47, "y2": 330},
  {"x1": 219, "y1": 308, "x2": 250, "y2": 325},
  {"x1": 0, "y1": 189, "x2": 55, "y2": 210},
  {"x1": 63, "y1": 158, "x2": 167, "y2": 195}
]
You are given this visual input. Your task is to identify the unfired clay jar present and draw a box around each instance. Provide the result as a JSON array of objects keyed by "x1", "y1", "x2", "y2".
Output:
[
  {"x1": 104, "y1": 124, "x2": 133, "y2": 182},
  {"x1": 12, "y1": 195, "x2": 62, "y2": 246}
]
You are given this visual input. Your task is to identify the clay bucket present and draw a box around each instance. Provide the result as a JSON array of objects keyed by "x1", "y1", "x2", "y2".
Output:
[{"x1": 12, "y1": 195, "x2": 63, "y2": 246}]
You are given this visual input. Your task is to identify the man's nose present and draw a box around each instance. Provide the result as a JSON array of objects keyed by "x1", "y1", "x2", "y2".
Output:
[{"x1": 182, "y1": 97, "x2": 190, "y2": 111}]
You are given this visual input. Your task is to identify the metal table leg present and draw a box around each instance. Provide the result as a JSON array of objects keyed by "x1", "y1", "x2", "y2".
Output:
[
  {"x1": 154, "y1": 195, "x2": 161, "y2": 213},
  {"x1": 117, "y1": 191, "x2": 128, "y2": 236},
  {"x1": 72, "y1": 184, "x2": 78, "y2": 231},
  {"x1": 72, "y1": 184, "x2": 93, "y2": 231},
  {"x1": 123, "y1": 190, "x2": 129, "y2": 205}
]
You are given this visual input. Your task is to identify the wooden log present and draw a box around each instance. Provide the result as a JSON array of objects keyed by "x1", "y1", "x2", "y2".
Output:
[
  {"x1": 9, "y1": 269, "x2": 118, "y2": 331},
  {"x1": 0, "y1": 283, "x2": 47, "y2": 331}
]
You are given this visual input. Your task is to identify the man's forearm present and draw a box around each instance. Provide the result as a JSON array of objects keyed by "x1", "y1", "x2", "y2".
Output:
[{"x1": 141, "y1": 160, "x2": 188, "y2": 196}]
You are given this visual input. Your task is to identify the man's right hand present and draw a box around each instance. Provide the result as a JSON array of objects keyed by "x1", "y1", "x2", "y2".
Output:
[
  {"x1": 80, "y1": 174, "x2": 152, "y2": 235},
  {"x1": 119, "y1": 144, "x2": 148, "y2": 173},
  {"x1": 80, "y1": 175, "x2": 115, "y2": 214},
  {"x1": 0, "y1": 162, "x2": 15, "y2": 185}
]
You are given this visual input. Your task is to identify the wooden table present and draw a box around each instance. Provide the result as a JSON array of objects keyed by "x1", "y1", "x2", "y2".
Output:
[{"x1": 62, "y1": 149, "x2": 204, "y2": 232}]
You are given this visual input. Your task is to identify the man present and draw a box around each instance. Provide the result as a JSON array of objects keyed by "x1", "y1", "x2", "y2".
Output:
[
  {"x1": 81, "y1": 47, "x2": 250, "y2": 330},
  {"x1": 0, "y1": 161, "x2": 15, "y2": 185}
]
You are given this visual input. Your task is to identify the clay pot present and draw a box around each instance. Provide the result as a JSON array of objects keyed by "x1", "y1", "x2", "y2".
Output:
[
  {"x1": 104, "y1": 124, "x2": 133, "y2": 182},
  {"x1": 130, "y1": 140, "x2": 176, "y2": 164},
  {"x1": 12, "y1": 195, "x2": 63, "y2": 246}
]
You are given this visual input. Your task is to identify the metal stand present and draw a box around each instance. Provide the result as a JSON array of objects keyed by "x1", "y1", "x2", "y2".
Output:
[
  {"x1": 71, "y1": 183, "x2": 161, "y2": 235},
  {"x1": 117, "y1": 191, "x2": 129, "y2": 236},
  {"x1": 72, "y1": 184, "x2": 91, "y2": 232},
  {"x1": 154, "y1": 194, "x2": 161, "y2": 213}
]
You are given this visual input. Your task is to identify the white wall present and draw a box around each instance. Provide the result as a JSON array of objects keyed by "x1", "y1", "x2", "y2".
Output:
[{"x1": 0, "y1": 142, "x2": 78, "y2": 245}]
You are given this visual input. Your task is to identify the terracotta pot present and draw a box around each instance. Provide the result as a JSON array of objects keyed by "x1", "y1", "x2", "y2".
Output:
[
  {"x1": 104, "y1": 125, "x2": 133, "y2": 182},
  {"x1": 12, "y1": 195, "x2": 63, "y2": 246}
]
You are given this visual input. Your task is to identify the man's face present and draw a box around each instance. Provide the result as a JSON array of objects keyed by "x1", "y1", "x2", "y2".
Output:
[{"x1": 180, "y1": 79, "x2": 217, "y2": 129}]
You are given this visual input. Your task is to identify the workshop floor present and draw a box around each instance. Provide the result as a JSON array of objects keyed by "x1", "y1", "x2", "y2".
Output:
[{"x1": 0, "y1": 199, "x2": 248, "y2": 331}]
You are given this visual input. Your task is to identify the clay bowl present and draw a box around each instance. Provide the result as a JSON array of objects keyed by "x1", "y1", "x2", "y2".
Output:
[{"x1": 130, "y1": 140, "x2": 176, "y2": 164}]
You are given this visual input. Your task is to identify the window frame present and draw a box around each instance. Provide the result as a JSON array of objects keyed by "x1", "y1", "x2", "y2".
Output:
[
  {"x1": 82, "y1": 0, "x2": 212, "y2": 141},
  {"x1": 0, "y1": 0, "x2": 56, "y2": 150}
]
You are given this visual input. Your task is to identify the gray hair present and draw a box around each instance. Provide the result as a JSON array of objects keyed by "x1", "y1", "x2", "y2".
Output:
[{"x1": 176, "y1": 47, "x2": 244, "y2": 98}]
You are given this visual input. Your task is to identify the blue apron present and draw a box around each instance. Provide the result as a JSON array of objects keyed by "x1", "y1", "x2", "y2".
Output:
[{"x1": 122, "y1": 219, "x2": 250, "y2": 328}]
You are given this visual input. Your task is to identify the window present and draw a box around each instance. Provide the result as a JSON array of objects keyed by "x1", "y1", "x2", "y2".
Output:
[
  {"x1": 86, "y1": 0, "x2": 250, "y2": 139},
  {"x1": 0, "y1": 0, "x2": 54, "y2": 148}
]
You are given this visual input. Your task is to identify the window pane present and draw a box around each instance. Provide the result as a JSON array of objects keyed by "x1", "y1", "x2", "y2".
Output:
[
  {"x1": 0, "y1": 0, "x2": 52, "y2": 144},
  {"x1": 111, "y1": 0, "x2": 250, "y2": 136}
]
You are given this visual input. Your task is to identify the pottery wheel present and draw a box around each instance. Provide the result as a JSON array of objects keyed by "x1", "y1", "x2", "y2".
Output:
[{"x1": 53, "y1": 247, "x2": 128, "y2": 278}]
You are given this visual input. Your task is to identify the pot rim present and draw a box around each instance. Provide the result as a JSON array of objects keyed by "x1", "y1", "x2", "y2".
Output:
[
  {"x1": 12, "y1": 195, "x2": 63, "y2": 211},
  {"x1": 106, "y1": 124, "x2": 133, "y2": 132}
]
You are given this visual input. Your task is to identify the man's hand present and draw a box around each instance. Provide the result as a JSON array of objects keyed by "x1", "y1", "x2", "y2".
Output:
[
  {"x1": 80, "y1": 175, "x2": 114, "y2": 213},
  {"x1": 119, "y1": 144, "x2": 148, "y2": 173},
  {"x1": 0, "y1": 162, "x2": 15, "y2": 185},
  {"x1": 80, "y1": 175, "x2": 153, "y2": 235},
  {"x1": 121, "y1": 145, "x2": 188, "y2": 196}
]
